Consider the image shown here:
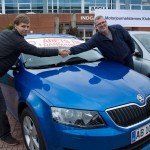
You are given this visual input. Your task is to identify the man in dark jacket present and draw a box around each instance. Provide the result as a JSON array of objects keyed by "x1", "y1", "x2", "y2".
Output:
[
  {"x1": 65, "y1": 15, "x2": 135, "y2": 69},
  {"x1": 0, "y1": 14, "x2": 67, "y2": 146}
]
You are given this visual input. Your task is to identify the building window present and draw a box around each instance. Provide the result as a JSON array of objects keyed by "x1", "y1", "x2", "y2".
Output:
[
  {"x1": 130, "y1": 0, "x2": 141, "y2": 9},
  {"x1": 1, "y1": 0, "x2": 150, "y2": 14},
  {"x1": 131, "y1": 5, "x2": 141, "y2": 9},
  {"x1": 18, "y1": 3, "x2": 31, "y2": 9},
  {"x1": 0, "y1": 0, "x2": 1, "y2": 13},
  {"x1": 18, "y1": 0, "x2": 30, "y2": 2},
  {"x1": 5, "y1": 0, "x2": 43, "y2": 14},
  {"x1": 131, "y1": 0, "x2": 141, "y2": 4},
  {"x1": 5, "y1": 0, "x2": 17, "y2": 3},
  {"x1": 143, "y1": 5, "x2": 150, "y2": 9},
  {"x1": 5, "y1": 3, "x2": 18, "y2": 14},
  {"x1": 51, "y1": 0, "x2": 81, "y2": 13},
  {"x1": 142, "y1": 0, "x2": 150, "y2": 10}
]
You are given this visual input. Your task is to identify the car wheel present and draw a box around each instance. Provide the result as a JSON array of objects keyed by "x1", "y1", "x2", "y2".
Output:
[{"x1": 20, "y1": 108, "x2": 46, "y2": 150}]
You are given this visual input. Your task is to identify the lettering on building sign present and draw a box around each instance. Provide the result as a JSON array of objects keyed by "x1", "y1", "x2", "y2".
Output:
[
  {"x1": 89, "y1": 6, "x2": 107, "y2": 14},
  {"x1": 81, "y1": 16, "x2": 94, "y2": 21}
]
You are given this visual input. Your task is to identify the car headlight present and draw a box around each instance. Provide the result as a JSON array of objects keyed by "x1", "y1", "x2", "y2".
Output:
[{"x1": 51, "y1": 107, "x2": 106, "y2": 128}]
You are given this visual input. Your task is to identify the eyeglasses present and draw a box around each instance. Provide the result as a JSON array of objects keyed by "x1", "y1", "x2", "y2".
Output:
[{"x1": 95, "y1": 20, "x2": 106, "y2": 27}]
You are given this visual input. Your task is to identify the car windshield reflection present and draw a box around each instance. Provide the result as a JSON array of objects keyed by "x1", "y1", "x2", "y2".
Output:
[{"x1": 21, "y1": 48, "x2": 103, "y2": 69}]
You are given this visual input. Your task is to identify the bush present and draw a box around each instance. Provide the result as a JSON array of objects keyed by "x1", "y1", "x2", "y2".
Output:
[
  {"x1": 66, "y1": 25, "x2": 80, "y2": 37},
  {"x1": 6, "y1": 24, "x2": 14, "y2": 30}
]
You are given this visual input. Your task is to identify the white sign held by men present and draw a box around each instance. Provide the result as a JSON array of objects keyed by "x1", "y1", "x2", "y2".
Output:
[{"x1": 95, "y1": 9, "x2": 150, "y2": 27}]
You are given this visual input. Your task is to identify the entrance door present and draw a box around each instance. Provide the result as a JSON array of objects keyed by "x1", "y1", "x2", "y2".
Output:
[{"x1": 78, "y1": 25, "x2": 95, "y2": 41}]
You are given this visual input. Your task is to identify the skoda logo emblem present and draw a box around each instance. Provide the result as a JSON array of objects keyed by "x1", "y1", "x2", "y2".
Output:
[{"x1": 137, "y1": 94, "x2": 144, "y2": 103}]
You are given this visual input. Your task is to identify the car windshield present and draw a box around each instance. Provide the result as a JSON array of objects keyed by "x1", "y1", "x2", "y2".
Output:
[
  {"x1": 134, "y1": 34, "x2": 150, "y2": 53},
  {"x1": 21, "y1": 37, "x2": 103, "y2": 69}
]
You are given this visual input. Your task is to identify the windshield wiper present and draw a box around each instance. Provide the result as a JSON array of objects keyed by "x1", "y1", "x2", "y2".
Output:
[
  {"x1": 25, "y1": 64, "x2": 57, "y2": 69},
  {"x1": 88, "y1": 57, "x2": 106, "y2": 63},
  {"x1": 25, "y1": 57, "x2": 91, "y2": 69},
  {"x1": 56, "y1": 57, "x2": 88, "y2": 66}
]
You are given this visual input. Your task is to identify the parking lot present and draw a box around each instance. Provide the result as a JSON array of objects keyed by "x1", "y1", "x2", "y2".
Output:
[{"x1": 0, "y1": 111, "x2": 26, "y2": 150}]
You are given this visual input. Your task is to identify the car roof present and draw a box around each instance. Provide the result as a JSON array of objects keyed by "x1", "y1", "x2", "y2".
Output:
[
  {"x1": 25, "y1": 33, "x2": 80, "y2": 39},
  {"x1": 129, "y1": 31, "x2": 150, "y2": 35}
]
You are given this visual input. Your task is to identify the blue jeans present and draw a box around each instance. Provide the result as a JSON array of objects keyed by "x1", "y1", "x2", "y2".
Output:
[{"x1": 0, "y1": 86, "x2": 11, "y2": 138}]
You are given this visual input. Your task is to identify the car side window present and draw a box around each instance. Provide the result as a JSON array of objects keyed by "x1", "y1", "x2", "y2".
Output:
[
  {"x1": 133, "y1": 40, "x2": 143, "y2": 57},
  {"x1": 134, "y1": 41, "x2": 140, "y2": 52}
]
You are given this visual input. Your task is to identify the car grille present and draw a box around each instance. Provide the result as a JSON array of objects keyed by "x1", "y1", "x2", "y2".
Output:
[{"x1": 106, "y1": 96, "x2": 150, "y2": 127}]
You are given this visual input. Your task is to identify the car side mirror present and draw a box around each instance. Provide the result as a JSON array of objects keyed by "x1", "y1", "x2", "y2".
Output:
[
  {"x1": 134, "y1": 51, "x2": 141, "y2": 57},
  {"x1": 11, "y1": 62, "x2": 20, "y2": 75}
]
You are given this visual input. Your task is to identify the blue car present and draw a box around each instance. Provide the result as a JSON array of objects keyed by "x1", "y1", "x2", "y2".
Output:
[{"x1": 0, "y1": 33, "x2": 150, "y2": 150}]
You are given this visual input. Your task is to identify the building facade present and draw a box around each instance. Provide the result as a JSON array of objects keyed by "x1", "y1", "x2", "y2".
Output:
[
  {"x1": 0, "y1": 0, "x2": 150, "y2": 14},
  {"x1": 0, "y1": 0, "x2": 150, "y2": 40}
]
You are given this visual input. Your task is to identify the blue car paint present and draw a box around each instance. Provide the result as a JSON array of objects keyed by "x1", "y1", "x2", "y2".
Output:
[
  {"x1": 1, "y1": 33, "x2": 150, "y2": 149},
  {"x1": 19, "y1": 61, "x2": 150, "y2": 110},
  {"x1": 5, "y1": 58, "x2": 149, "y2": 149}
]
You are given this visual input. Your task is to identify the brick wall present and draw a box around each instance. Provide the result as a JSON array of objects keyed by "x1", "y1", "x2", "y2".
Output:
[{"x1": 0, "y1": 14, "x2": 150, "y2": 33}]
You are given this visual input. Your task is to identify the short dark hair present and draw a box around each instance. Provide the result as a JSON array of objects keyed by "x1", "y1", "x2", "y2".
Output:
[{"x1": 13, "y1": 14, "x2": 30, "y2": 25}]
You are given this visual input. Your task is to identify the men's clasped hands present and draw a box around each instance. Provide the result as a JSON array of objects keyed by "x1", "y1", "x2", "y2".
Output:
[{"x1": 58, "y1": 49, "x2": 71, "y2": 57}]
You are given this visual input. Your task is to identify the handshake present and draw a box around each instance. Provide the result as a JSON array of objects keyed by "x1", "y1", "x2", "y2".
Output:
[{"x1": 58, "y1": 49, "x2": 71, "y2": 57}]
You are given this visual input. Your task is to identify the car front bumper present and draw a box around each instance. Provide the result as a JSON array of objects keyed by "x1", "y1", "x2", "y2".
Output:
[{"x1": 51, "y1": 124, "x2": 150, "y2": 150}]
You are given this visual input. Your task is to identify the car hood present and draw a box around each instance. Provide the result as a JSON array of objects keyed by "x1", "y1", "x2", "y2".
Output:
[{"x1": 25, "y1": 61, "x2": 150, "y2": 110}]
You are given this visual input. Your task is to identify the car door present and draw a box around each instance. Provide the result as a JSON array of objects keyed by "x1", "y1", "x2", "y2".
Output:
[
  {"x1": 132, "y1": 40, "x2": 143, "y2": 73},
  {"x1": 132, "y1": 37, "x2": 150, "y2": 77},
  {"x1": 0, "y1": 65, "x2": 19, "y2": 118}
]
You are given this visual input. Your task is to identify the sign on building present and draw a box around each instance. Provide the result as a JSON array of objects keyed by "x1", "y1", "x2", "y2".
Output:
[
  {"x1": 89, "y1": 6, "x2": 107, "y2": 14},
  {"x1": 95, "y1": 9, "x2": 150, "y2": 27}
]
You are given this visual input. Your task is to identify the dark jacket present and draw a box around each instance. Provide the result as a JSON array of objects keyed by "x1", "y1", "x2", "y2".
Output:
[
  {"x1": 70, "y1": 24, "x2": 135, "y2": 64},
  {"x1": 0, "y1": 29, "x2": 58, "y2": 77}
]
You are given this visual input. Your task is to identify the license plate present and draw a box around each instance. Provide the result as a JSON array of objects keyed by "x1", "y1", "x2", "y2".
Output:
[{"x1": 131, "y1": 123, "x2": 150, "y2": 143}]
